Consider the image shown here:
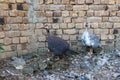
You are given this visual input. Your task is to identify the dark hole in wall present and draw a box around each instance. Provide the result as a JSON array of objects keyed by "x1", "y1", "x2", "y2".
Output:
[
  {"x1": 0, "y1": 18, "x2": 5, "y2": 25},
  {"x1": 113, "y1": 29, "x2": 118, "y2": 34},
  {"x1": 105, "y1": 5, "x2": 108, "y2": 11},
  {"x1": 118, "y1": 6, "x2": 120, "y2": 10},
  {"x1": 17, "y1": 4, "x2": 23, "y2": 10},
  {"x1": 11, "y1": 45, "x2": 17, "y2": 51},
  {"x1": 8, "y1": 4, "x2": 12, "y2": 10},
  {"x1": 53, "y1": 18, "x2": 58, "y2": 23},
  {"x1": 105, "y1": 40, "x2": 113, "y2": 45}
]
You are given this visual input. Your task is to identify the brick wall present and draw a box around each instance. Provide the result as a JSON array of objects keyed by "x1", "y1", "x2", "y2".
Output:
[{"x1": 0, "y1": 0, "x2": 120, "y2": 59}]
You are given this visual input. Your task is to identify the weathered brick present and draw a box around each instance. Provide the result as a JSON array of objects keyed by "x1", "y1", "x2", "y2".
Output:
[
  {"x1": 108, "y1": 35, "x2": 115, "y2": 39},
  {"x1": 63, "y1": 17, "x2": 71, "y2": 23},
  {"x1": 46, "y1": 11, "x2": 53, "y2": 17},
  {"x1": 89, "y1": 5, "x2": 106, "y2": 10},
  {"x1": 20, "y1": 37, "x2": 28, "y2": 43},
  {"x1": 3, "y1": 46, "x2": 12, "y2": 51},
  {"x1": 101, "y1": 29, "x2": 109, "y2": 34},
  {"x1": 94, "y1": 29, "x2": 101, "y2": 34},
  {"x1": 0, "y1": 32, "x2": 5, "y2": 38},
  {"x1": 101, "y1": 34, "x2": 108, "y2": 40},
  {"x1": 86, "y1": 0, "x2": 93, "y2": 4},
  {"x1": 110, "y1": 11, "x2": 116, "y2": 16},
  {"x1": 77, "y1": 0, "x2": 85, "y2": 4},
  {"x1": 37, "y1": 0, "x2": 44, "y2": 4},
  {"x1": 0, "y1": 11, "x2": 8, "y2": 16},
  {"x1": 9, "y1": 0, "x2": 16, "y2": 3},
  {"x1": 4, "y1": 38, "x2": 12, "y2": 45},
  {"x1": 38, "y1": 36, "x2": 46, "y2": 42},
  {"x1": 35, "y1": 29, "x2": 43, "y2": 35},
  {"x1": 9, "y1": 10, "x2": 17, "y2": 17},
  {"x1": 62, "y1": 0, "x2": 69, "y2": 4},
  {"x1": 19, "y1": 24, "x2": 28, "y2": 30},
  {"x1": 49, "y1": 5, "x2": 65, "y2": 11},
  {"x1": 62, "y1": 35, "x2": 69, "y2": 40},
  {"x1": 0, "y1": 3, "x2": 8, "y2": 10},
  {"x1": 86, "y1": 11, "x2": 94, "y2": 16},
  {"x1": 52, "y1": 24, "x2": 59, "y2": 29},
  {"x1": 108, "y1": 5, "x2": 118, "y2": 11},
  {"x1": 72, "y1": 17, "x2": 86, "y2": 22},
  {"x1": 2, "y1": 25, "x2": 10, "y2": 31},
  {"x1": 37, "y1": 5, "x2": 48, "y2": 10},
  {"x1": 87, "y1": 17, "x2": 102, "y2": 22},
  {"x1": 94, "y1": 11, "x2": 109, "y2": 17},
  {"x1": 45, "y1": 0, "x2": 53, "y2": 4},
  {"x1": 53, "y1": 0, "x2": 61, "y2": 4},
  {"x1": 109, "y1": 17, "x2": 120, "y2": 22},
  {"x1": 62, "y1": 11, "x2": 69, "y2": 17},
  {"x1": 66, "y1": 5, "x2": 73, "y2": 10},
  {"x1": 56, "y1": 29, "x2": 62, "y2": 34},
  {"x1": 22, "y1": 4, "x2": 28, "y2": 10},
  {"x1": 68, "y1": 23, "x2": 75, "y2": 28},
  {"x1": 79, "y1": 11, "x2": 86, "y2": 16},
  {"x1": 116, "y1": 0, "x2": 120, "y2": 4},
  {"x1": 102, "y1": 17, "x2": 109, "y2": 22},
  {"x1": 98, "y1": 23, "x2": 113, "y2": 28},
  {"x1": 70, "y1": 11, "x2": 78, "y2": 17},
  {"x1": 16, "y1": 0, "x2": 24, "y2": 3},
  {"x1": 7, "y1": 17, "x2": 23, "y2": 24},
  {"x1": 12, "y1": 37, "x2": 19, "y2": 43},
  {"x1": 6, "y1": 31, "x2": 20, "y2": 38},
  {"x1": 60, "y1": 23, "x2": 67, "y2": 29},
  {"x1": 23, "y1": 17, "x2": 28, "y2": 23},
  {"x1": 114, "y1": 23, "x2": 120, "y2": 28},
  {"x1": 76, "y1": 23, "x2": 84, "y2": 29},
  {"x1": 117, "y1": 11, "x2": 120, "y2": 16},
  {"x1": 64, "y1": 29, "x2": 77, "y2": 35},
  {"x1": 100, "y1": 0, "x2": 109, "y2": 4},
  {"x1": 70, "y1": 35, "x2": 77, "y2": 40},
  {"x1": 73, "y1": 5, "x2": 88, "y2": 10},
  {"x1": 109, "y1": 0, "x2": 116, "y2": 4},
  {"x1": 94, "y1": 0, "x2": 101, "y2": 4},
  {"x1": 17, "y1": 11, "x2": 25, "y2": 17},
  {"x1": 53, "y1": 11, "x2": 61, "y2": 17}
]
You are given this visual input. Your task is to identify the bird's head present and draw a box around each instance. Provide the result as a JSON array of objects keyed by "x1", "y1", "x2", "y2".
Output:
[
  {"x1": 42, "y1": 23, "x2": 50, "y2": 33},
  {"x1": 85, "y1": 23, "x2": 88, "y2": 28}
]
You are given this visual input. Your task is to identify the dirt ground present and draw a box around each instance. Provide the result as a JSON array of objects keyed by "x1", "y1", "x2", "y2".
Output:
[{"x1": 0, "y1": 49, "x2": 120, "y2": 80}]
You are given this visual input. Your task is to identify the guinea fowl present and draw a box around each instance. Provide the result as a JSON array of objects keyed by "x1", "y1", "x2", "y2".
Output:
[
  {"x1": 81, "y1": 23, "x2": 102, "y2": 55},
  {"x1": 43, "y1": 24, "x2": 71, "y2": 58}
]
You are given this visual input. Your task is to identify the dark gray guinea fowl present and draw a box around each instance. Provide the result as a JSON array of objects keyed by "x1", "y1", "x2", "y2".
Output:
[{"x1": 43, "y1": 24, "x2": 71, "y2": 57}]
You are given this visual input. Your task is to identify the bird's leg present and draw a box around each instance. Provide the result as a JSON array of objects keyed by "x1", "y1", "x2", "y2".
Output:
[{"x1": 88, "y1": 48, "x2": 93, "y2": 57}]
